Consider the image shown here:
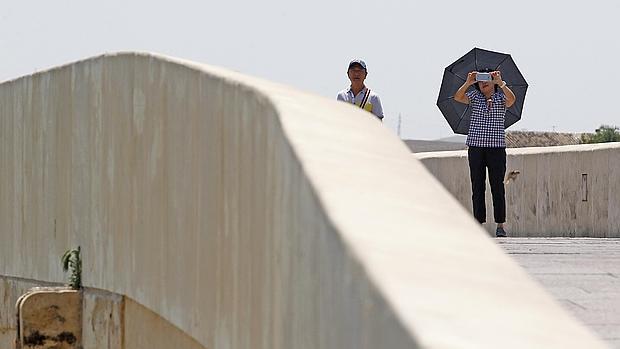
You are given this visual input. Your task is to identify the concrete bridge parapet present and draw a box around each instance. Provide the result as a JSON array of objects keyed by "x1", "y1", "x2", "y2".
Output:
[{"x1": 0, "y1": 52, "x2": 609, "y2": 348}]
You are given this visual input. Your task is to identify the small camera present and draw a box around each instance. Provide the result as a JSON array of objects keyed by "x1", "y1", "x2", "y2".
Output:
[{"x1": 475, "y1": 72, "x2": 492, "y2": 81}]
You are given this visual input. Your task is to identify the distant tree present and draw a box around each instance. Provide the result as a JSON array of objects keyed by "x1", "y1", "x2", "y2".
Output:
[{"x1": 580, "y1": 125, "x2": 620, "y2": 144}]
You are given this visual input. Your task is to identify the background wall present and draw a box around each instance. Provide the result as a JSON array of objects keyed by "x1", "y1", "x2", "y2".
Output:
[
  {"x1": 0, "y1": 53, "x2": 607, "y2": 348},
  {"x1": 417, "y1": 144, "x2": 620, "y2": 237}
]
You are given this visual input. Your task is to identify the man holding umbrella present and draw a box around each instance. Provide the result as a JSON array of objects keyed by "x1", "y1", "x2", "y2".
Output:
[{"x1": 454, "y1": 69, "x2": 516, "y2": 237}]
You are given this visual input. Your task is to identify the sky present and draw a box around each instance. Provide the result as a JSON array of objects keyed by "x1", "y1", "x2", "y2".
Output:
[{"x1": 1, "y1": 0, "x2": 619, "y2": 140}]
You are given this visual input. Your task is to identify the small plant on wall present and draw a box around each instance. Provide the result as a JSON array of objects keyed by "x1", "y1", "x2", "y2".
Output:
[{"x1": 61, "y1": 246, "x2": 82, "y2": 289}]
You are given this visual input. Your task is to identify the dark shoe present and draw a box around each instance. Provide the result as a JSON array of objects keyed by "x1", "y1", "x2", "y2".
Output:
[{"x1": 496, "y1": 227, "x2": 507, "y2": 237}]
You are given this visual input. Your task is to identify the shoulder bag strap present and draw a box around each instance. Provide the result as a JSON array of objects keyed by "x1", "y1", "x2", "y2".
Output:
[{"x1": 360, "y1": 88, "x2": 371, "y2": 109}]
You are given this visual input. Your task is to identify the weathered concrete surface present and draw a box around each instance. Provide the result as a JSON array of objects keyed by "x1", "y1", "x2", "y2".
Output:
[
  {"x1": 82, "y1": 289, "x2": 123, "y2": 349},
  {"x1": 1, "y1": 276, "x2": 206, "y2": 348},
  {"x1": 0, "y1": 52, "x2": 608, "y2": 348},
  {"x1": 417, "y1": 144, "x2": 620, "y2": 237},
  {"x1": 1, "y1": 278, "x2": 56, "y2": 349},
  {"x1": 499, "y1": 238, "x2": 620, "y2": 348},
  {"x1": 17, "y1": 288, "x2": 81, "y2": 348},
  {"x1": 124, "y1": 298, "x2": 205, "y2": 349}
]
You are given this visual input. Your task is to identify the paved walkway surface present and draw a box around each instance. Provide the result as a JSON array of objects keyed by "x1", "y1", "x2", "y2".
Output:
[{"x1": 498, "y1": 238, "x2": 620, "y2": 348}]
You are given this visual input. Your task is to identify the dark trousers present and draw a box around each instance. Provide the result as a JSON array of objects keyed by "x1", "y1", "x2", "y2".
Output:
[{"x1": 467, "y1": 147, "x2": 506, "y2": 224}]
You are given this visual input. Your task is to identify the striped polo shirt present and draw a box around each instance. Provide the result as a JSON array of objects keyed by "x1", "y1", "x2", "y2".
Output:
[{"x1": 337, "y1": 86, "x2": 384, "y2": 120}]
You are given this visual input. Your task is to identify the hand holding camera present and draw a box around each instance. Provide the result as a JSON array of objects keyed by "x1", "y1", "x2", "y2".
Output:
[
  {"x1": 467, "y1": 70, "x2": 505, "y2": 87},
  {"x1": 466, "y1": 71, "x2": 478, "y2": 85},
  {"x1": 473, "y1": 71, "x2": 506, "y2": 88},
  {"x1": 490, "y1": 71, "x2": 503, "y2": 85}
]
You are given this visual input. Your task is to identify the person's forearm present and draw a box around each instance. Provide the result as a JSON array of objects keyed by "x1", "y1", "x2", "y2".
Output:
[
  {"x1": 454, "y1": 81, "x2": 472, "y2": 104},
  {"x1": 499, "y1": 83, "x2": 516, "y2": 107}
]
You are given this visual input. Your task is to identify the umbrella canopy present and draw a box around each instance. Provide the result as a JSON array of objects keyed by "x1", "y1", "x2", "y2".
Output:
[{"x1": 437, "y1": 48, "x2": 528, "y2": 135}]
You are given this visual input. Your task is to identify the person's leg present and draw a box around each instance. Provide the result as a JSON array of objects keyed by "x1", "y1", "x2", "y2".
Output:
[
  {"x1": 468, "y1": 147, "x2": 487, "y2": 223},
  {"x1": 488, "y1": 147, "x2": 507, "y2": 226}
]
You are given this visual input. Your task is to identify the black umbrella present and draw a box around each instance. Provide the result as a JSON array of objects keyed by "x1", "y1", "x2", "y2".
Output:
[{"x1": 437, "y1": 48, "x2": 528, "y2": 135}]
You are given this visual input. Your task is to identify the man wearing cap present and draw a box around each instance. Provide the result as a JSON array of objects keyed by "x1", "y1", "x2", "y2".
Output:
[{"x1": 337, "y1": 59, "x2": 384, "y2": 121}]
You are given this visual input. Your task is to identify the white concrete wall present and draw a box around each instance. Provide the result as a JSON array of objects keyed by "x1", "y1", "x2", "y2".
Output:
[
  {"x1": 417, "y1": 144, "x2": 620, "y2": 237},
  {"x1": 1, "y1": 277, "x2": 56, "y2": 348},
  {"x1": 0, "y1": 52, "x2": 608, "y2": 348},
  {"x1": 1, "y1": 276, "x2": 204, "y2": 349}
]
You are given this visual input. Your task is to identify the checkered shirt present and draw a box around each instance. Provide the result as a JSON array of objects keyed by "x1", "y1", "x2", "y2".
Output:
[{"x1": 465, "y1": 90, "x2": 506, "y2": 148}]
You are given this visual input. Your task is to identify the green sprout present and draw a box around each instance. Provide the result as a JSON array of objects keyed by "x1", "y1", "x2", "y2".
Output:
[{"x1": 61, "y1": 246, "x2": 82, "y2": 289}]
